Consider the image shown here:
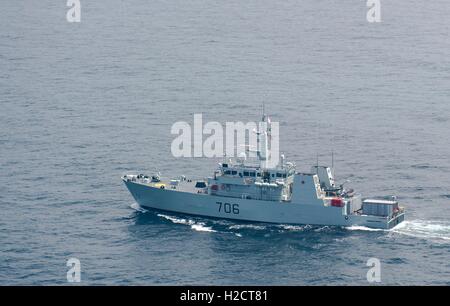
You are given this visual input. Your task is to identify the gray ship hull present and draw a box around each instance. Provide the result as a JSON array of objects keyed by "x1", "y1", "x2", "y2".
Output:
[{"x1": 124, "y1": 180, "x2": 404, "y2": 229}]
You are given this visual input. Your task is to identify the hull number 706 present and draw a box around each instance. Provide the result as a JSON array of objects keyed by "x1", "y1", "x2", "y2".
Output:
[{"x1": 216, "y1": 202, "x2": 239, "y2": 214}]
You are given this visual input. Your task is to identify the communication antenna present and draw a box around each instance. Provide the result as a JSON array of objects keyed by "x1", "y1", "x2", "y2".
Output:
[
  {"x1": 331, "y1": 150, "x2": 335, "y2": 177},
  {"x1": 330, "y1": 124, "x2": 335, "y2": 178},
  {"x1": 261, "y1": 102, "x2": 266, "y2": 121},
  {"x1": 316, "y1": 153, "x2": 319, "y2": 174}
]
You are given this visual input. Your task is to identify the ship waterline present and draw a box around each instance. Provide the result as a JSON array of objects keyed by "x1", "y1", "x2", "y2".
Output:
[{"x1": 123, "y1": 178, "x2": 405, "y2": 229}]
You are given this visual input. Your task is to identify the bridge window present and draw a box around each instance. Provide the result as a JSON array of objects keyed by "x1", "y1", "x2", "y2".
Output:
[
  {"x1": 224, "y1": 170, "x2": 231, "y2": 175},
  {"x1": 276, "y1": 173, "x2": 282, "y2": 178},
  {"x1": 257, "y1": 172, "x2": 261, "y2": 177},
  {"x1": 243, "y1": 171, "x2": 249, "y2": 177},
  {"x1": 250, "y1": 172, "x2": 255, "y2": 177},
  {"x1": 195, "y1": 181, "x2": 207, "y2": 188},
  {"x1": 231, "y1": 170, "x2": 237, "y2": 175}
]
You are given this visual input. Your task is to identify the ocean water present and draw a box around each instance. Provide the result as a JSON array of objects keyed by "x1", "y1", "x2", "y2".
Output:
[{"x1": 1, "y1": 0, "x2": 449, "y2": 285}]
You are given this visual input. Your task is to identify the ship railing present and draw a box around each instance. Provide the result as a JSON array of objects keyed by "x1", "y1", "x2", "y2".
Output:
[{"x1": 391, "y1": 206, "x2": 405, "y2": 218}]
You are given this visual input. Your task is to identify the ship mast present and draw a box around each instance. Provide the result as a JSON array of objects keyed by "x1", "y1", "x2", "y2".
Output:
[{"x1": 256, "y1": 105, "x2": 271, "y2": 169}]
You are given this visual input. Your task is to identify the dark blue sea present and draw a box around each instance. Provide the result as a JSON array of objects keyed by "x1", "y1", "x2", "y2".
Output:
[{"x1": 1, "y1": 1, "x2": 449, "y2": 285}]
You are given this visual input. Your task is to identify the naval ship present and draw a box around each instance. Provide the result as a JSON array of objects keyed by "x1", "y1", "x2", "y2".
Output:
[{"x1": 122, "y1": 114, "x2": 405, "y2": 229}]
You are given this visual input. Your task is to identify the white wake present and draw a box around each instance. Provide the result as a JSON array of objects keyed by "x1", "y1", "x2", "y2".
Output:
[
  {"x1": 390, "y1": 220, "x2": 450, "y2": 242},
  {"x1": 157, "y1": 214, "x2": 216, "y2": 233},
  {"x1": 345, "y1": 225, "x2": 385, "y2": 232},
  {"x1": 346, "y1": 220, "x2": 450, "y2": 242},
  {"x1": 130, "y1": 203, "x2": 147, "y2": 213}
]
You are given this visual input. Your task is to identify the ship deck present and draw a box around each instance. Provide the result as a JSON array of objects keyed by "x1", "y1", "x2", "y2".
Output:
[{"x1": 123, "y1": 176, "x2": 208, "y2": 195}]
